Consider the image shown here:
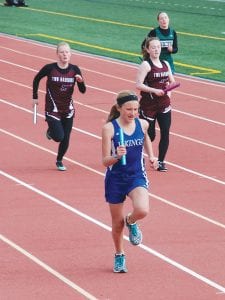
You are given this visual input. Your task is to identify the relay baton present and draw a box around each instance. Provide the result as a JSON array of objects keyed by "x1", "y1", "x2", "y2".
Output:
[
  {"x1": 163, "y1": 82, "x2": 180, "y2": 93},
  {"x1": 33, "y1": 104, "x2": 37, "y2": 124},
  {"x1": 119, "y1": 128, "x2": 126, "y2": 166}
]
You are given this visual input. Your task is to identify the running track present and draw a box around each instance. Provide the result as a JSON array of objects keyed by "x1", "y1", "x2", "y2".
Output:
[{"x1": 0, "y1": 34, "x2": 225, "y2": 300}]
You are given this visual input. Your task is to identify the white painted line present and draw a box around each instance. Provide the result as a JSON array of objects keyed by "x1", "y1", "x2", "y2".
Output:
[
  {"x1": 1, "y1": 98, "x2": 225, "y2": 182},
  {"x1": 1, "y1": 170, "x2": 225, "y2": 294},
  {"x1": 0, "y1": 129, "x2": 225, "y2": 228},
  {"x1": 0, "y1": 234, "x2": 98, "y2": 300},
  {"x1": 208, "y1": 0, "x2": 225, "y2": 3},
  {"x1": 1, "y1": 33, "x2": 225, "y2": 88},
  {"x1": 1, "y1": 95, "x2": 225, "y2": 152},
  {"x1": 149, "y1": 192, "x2": 225, "y2": 229},
  {"x1": 1, "y1": 104, "x2": 225, "y2": 185},
  {"x1": 173, "y1": 108, "x2": 225, "y2": 126}
]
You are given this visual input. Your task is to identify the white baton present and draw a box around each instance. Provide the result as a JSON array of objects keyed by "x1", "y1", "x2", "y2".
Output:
[{"x1": 33, "y1": 104, "x2": 37, "y2": 124}]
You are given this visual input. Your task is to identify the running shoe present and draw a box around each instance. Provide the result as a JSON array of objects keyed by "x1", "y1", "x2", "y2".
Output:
[
  {"x1": 157, "y1": 161, "x2": 168, "y2": 172},
  {"x1": 125, "y1": 215, "x2": 142, "y2": 246},
  {"x1": 113, "y1": 254, "x2": 128, "y2": 273},
  {"x1": 56, "y1": 161, "x2": 67, "y2": 171},
  {"x1": 46, "y1": 129, "x2": 52, "y2": 140}
]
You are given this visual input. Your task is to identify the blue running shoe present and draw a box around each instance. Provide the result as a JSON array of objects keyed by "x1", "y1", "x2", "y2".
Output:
[
  {"x1": 56, "y1": 161, "x2": 67, "y2": 171},
  {"x1": 113, "y1": 254, "x2": 127, "y2": 273},
  {"x1": 125, "y1": 215, "x2": 142, "y2": 246}
]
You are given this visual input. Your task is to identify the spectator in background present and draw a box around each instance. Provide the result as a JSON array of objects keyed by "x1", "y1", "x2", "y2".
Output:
[
  {"x1": 4, "y1": 0, "x2": 28, "y2": 6},
  {"x1": 141, "y1": 12, "x2": 178, "y2": 73}
]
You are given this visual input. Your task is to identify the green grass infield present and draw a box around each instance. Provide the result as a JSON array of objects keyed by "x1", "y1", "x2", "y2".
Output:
[{"x1": 0, "y1": 0, "x2": 224, "y2": 82}]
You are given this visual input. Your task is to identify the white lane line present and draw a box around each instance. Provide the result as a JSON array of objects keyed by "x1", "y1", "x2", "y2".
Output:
[
  {"x1": 1, "y1": 53, "x2": 225, "y2": 102},
  {"x1": 173, "y1": 108, "x2": 225, "y2": 126},
  {"x1": 0, "y1": 234, "x2": 98, "y2": 300},
  {"x1": 0, "y1": 104, "x2": 225, "y2": 185},
  {"x1": 1, "y1": 94, "x2": 225, "y2": 152},
  {"x1": 1, "y1": 170, "x2": 225, "y2": 294},
  {"x1": 1, "y1": 34, "x2": 225, "y2": 88},
  {"x1": 1, "y1": 128, "x2": 225, "y2": 227}
]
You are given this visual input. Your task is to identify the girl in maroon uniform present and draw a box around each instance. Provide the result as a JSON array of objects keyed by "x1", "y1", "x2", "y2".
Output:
[
  {"x1": 136, "y1": 37, "x2": 175, "y2": 172},
  {"x1": 32, "y1": 42, "x2": 86, "y2": 171}
]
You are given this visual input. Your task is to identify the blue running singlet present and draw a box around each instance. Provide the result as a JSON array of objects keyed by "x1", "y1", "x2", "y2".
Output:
[{"x1": 105, "y1": 118, "x2": 149, "y2": 204}]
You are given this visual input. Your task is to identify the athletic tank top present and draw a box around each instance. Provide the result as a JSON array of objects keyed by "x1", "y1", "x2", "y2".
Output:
[
  {"x1": 139, "y1": 59, "x2": 170, "y2": 118},
  {"x1": 155, "y1": 27, "x2": 175, "y2": 72},
  {"x1": 33, "y1": 63, "x2": 82, "y2": 118},
  {"x1": 107, "y1": 118, "x2": 145, "y2": 176}
]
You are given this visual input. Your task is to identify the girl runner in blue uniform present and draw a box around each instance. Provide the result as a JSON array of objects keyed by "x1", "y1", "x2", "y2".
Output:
[{"x1": 102, "y1": 90, "x2": 157, "y2": 273}]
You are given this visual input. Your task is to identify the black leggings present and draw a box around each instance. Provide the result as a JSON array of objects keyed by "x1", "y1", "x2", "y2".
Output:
[
  {"x1": 46, "y1": 115, "x2": 73, "y2": 162},
  {"x1": 140, "y1": 110, "x2": 171, "y2": 162}
]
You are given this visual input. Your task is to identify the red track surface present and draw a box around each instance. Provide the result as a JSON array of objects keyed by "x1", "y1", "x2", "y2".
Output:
[{"x1": 0, "y1": 34, "x2": 225, "y2": 300}]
